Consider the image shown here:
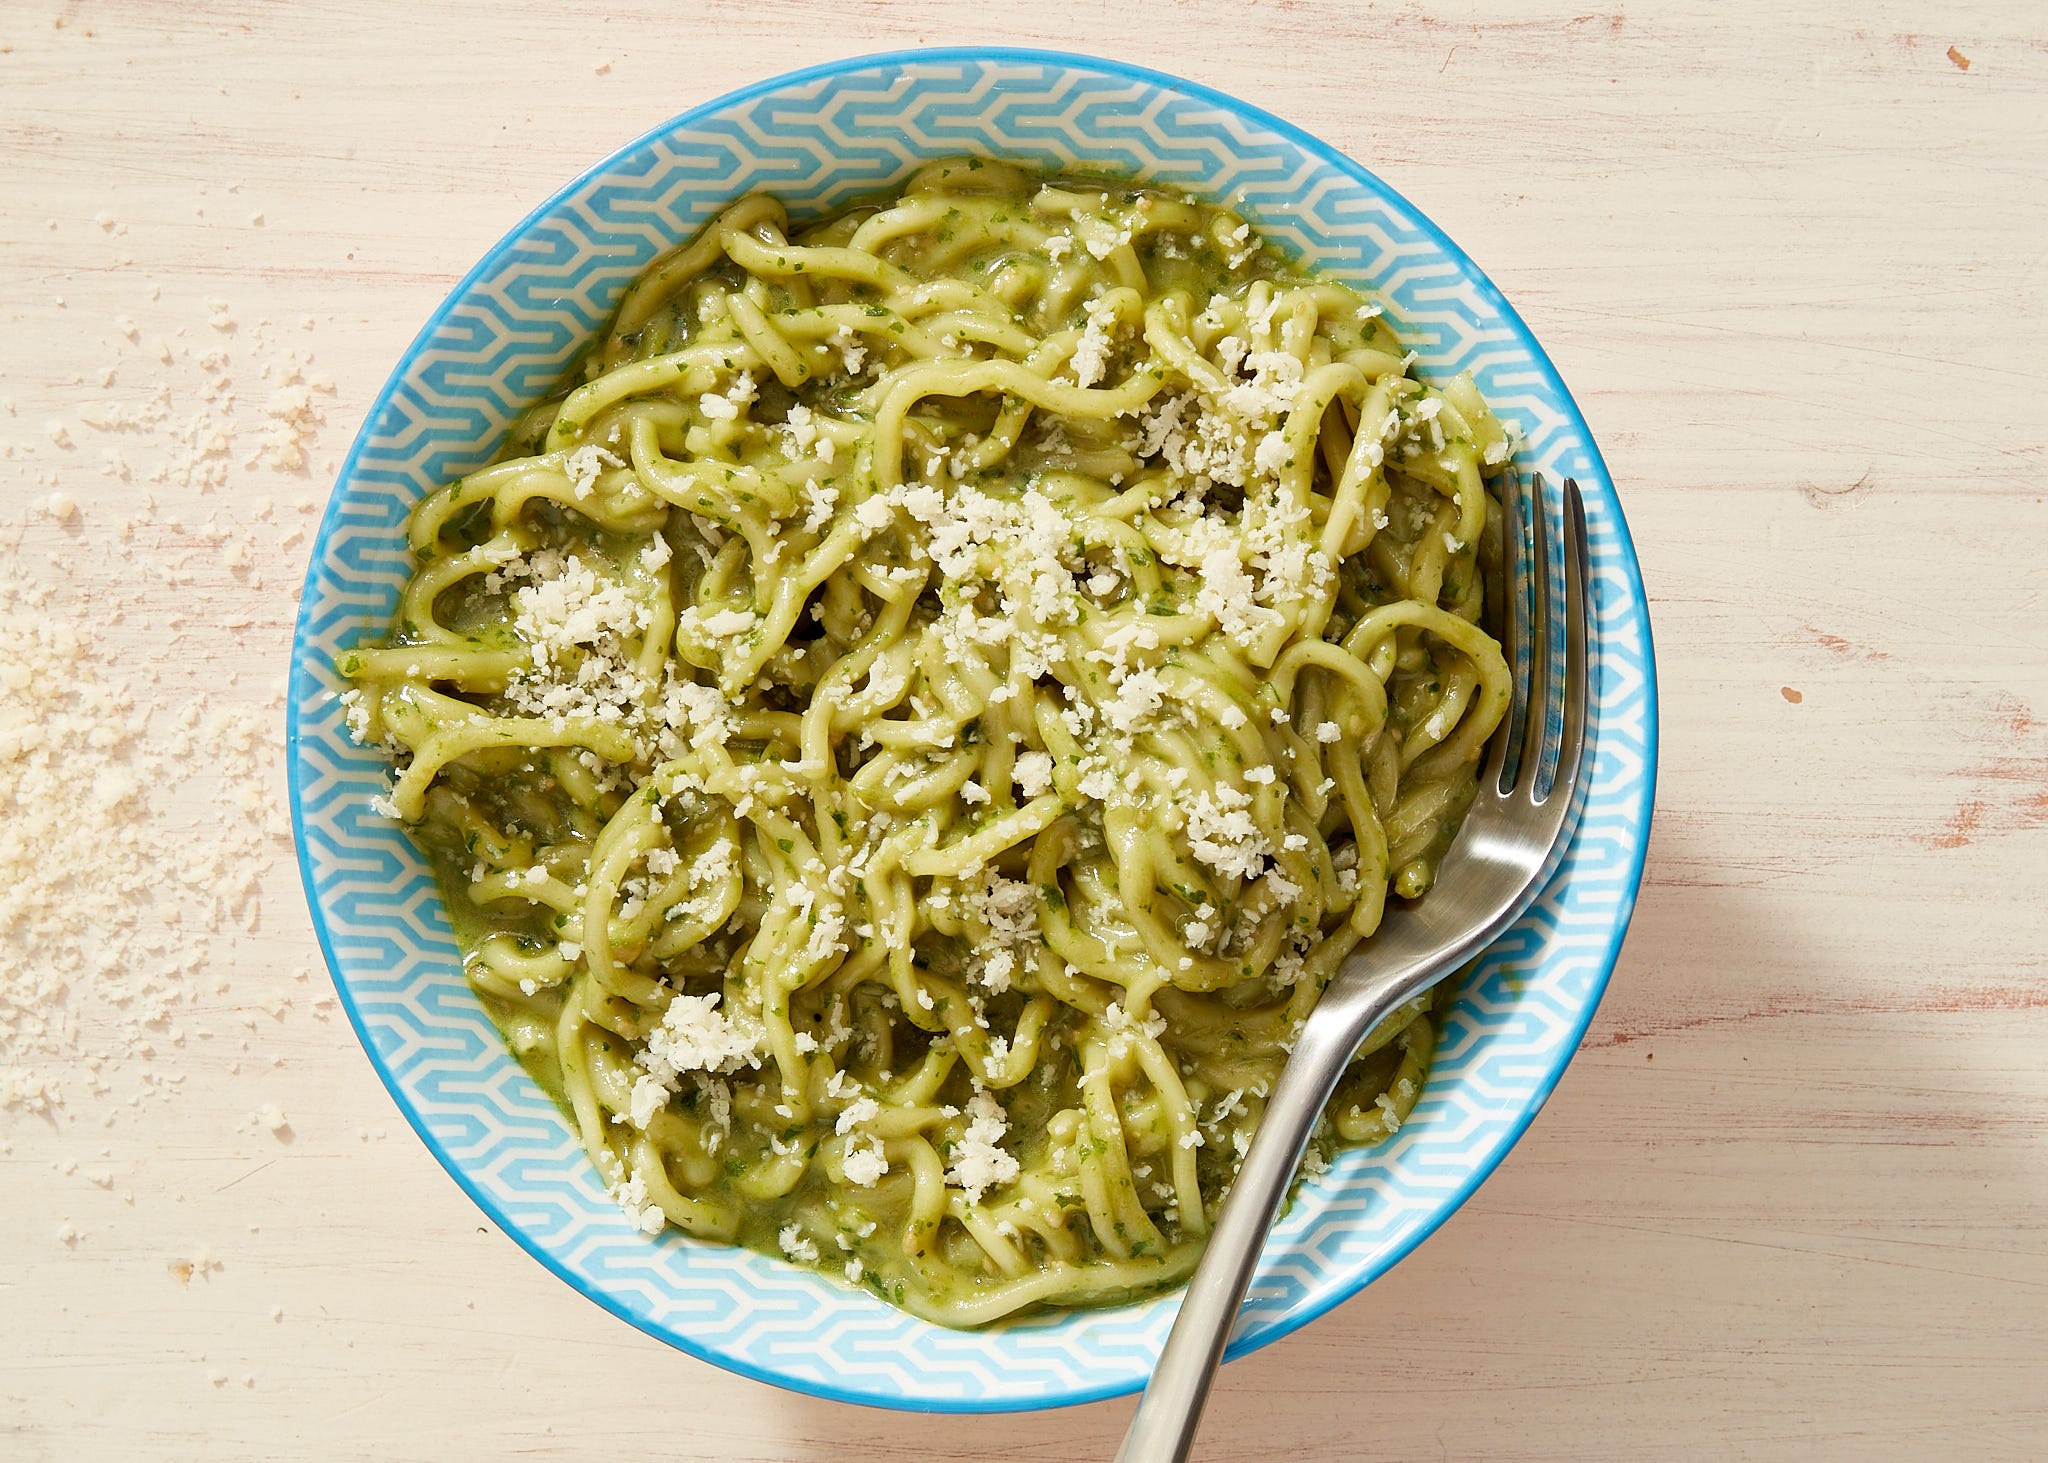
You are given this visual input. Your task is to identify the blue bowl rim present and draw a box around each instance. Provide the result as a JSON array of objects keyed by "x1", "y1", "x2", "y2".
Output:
[{"x1": 286, "y1": 44, "x2": 1660, "y2": 1413}]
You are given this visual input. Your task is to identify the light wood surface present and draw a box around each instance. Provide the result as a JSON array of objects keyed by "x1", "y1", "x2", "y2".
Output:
[{"x1": 4, "y1": 2, "x2": 2044, "y2": 1459}]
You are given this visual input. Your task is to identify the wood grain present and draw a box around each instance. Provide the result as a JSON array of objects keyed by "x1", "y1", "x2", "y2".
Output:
[{"x1": 2, "y1": 1, "x2": 2043, "y2": 1459}]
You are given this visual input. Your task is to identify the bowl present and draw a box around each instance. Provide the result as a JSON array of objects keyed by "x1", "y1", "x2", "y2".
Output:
[{"x1": 287, "y1": 47, "x2": 1658, "y2": 1412}]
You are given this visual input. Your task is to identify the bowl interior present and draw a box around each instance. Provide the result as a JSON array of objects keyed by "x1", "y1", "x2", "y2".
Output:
[{"x1": 287, "y1": 47, "x2": 1656, "y2": 1412}]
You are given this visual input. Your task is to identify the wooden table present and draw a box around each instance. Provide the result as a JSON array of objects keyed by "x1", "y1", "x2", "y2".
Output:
[{"x1": 4, "y1": 2, "x2": 2043, "y2": 1458}]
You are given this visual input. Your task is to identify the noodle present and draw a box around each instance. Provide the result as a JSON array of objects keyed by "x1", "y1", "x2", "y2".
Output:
[{"x1": 338, "y1": 157, "x2": 1513, "y2": 1324}]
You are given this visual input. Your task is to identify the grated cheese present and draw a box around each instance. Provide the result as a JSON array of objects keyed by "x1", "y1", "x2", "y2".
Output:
[
  {"x1": 628, "y1": 993, "x2": 763, "y2": 1129},
  {"x1": 843, "y1": 1135, "x2": 889, "y2": 1187},
  {"x1": 945, "y1": 1090, "x2": 1020, "y2": 1204}
]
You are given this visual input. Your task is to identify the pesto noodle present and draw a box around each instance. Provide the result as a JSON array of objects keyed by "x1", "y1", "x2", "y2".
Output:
[{"x1": 338, "y1": 158, "x2": 1514, "y2": 1325}]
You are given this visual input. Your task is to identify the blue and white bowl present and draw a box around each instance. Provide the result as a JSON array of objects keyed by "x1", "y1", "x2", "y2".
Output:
[{"x1": 287, "y1": 48, "x2": 1658, "y2": 1412}]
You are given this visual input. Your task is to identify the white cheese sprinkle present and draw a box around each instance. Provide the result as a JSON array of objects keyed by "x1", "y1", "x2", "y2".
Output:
[{"x1": 945, "y1": 1090, "x2": 1021, "y2": 1204}]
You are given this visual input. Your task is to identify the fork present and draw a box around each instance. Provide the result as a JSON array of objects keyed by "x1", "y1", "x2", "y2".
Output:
[{"x1": 1115, "y1": 472, "x2": 1594, "y2": 1463}]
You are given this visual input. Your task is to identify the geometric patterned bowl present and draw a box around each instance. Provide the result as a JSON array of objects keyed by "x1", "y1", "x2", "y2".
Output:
[{"x1": 287, "y1": 47, "x2": 1658, "y2": 1412}]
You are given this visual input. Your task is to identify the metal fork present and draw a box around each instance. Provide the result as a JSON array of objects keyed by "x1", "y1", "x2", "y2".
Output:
[{"x1": 1116, "y1": 473, "x2": 1594, "y2": 1463}]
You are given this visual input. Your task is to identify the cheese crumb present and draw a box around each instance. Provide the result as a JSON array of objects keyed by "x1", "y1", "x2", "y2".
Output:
[
  {"x1": 835, "y1": 1095, "x2": 880, "y2": 1136},
  {"x1": 1012, "y1": 751, "x2": 1054, "y2": 800},
  {"x1": 563, "y1": 443, "x2": 622, "y2": 499},
  {"x1": 1068, "y1": 292, "x2": 1121, "y2": 388},
  {"x1": 609, "y1": 1171, "x2": 664, "y2": 1234},
  {"x1": 777, "y1": 1223, "x2": 820, "y2": 1265},
  {"x1": 843, "y1": 1135, "x2": 889, "y2": 1187},
  {"x1": 628, "y1": 993, "x2": 763, "y2": 1129},
  {"x1": 1181, "y1": 784, "x2": 1271, "y2": 882},
  {"x1": 945, "y1": 1090, "x2": 1020, "y2": 1204}
]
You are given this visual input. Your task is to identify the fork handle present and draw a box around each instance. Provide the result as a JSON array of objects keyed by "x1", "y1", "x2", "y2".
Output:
[{"x1": 1114, "y1": 953, "x2": 1452, "y2": 1463}]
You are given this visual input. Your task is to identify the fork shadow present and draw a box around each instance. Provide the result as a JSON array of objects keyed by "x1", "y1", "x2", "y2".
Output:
[
  {"x1": 753, "y1": 844, "x2": 1695, "y2": 1458},
  {"x1": 749, "y1": 815, "x2": 2015, "y2": 1450}
]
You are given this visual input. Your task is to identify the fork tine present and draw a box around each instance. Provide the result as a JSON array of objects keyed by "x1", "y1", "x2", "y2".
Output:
[
  {"x1": 1487, "y1": 467, "x2": 1526, "y2": 792},
  {"x1": 1545, "y1": 478, "x2": 1593, "y2": 808},
  {"x1": 1516, "y1": 471, "x2": 1554, "y2": 794}
]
